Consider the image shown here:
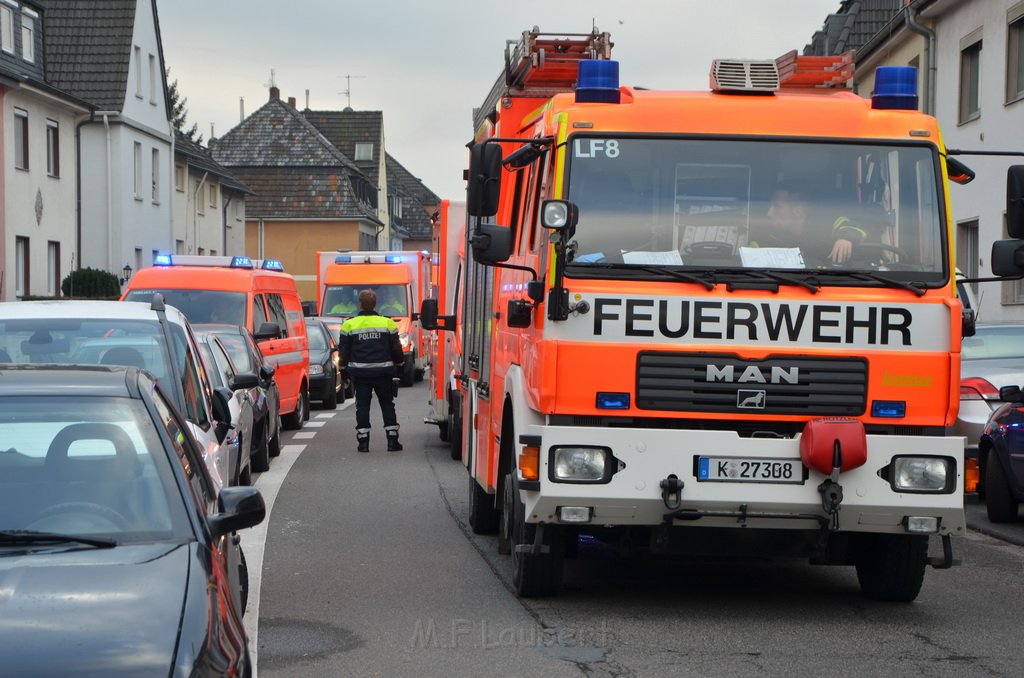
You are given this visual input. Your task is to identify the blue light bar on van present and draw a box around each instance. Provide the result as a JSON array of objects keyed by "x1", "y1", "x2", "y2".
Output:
[
  {"x1": 871, "y1": 400, "x2": 907, "y2": 418},
  {"x1": 261, "y1": 258, "x2": 284, "y2": 271},
  {"x1": 154, "y1": 253, "x2": 173, "y2": 266},
  {"x1": 576, "y1": 60, "x2": 620, "y2": 104},
  {"x1": 230, "y1": 256, "x2": 254, "y2": 269},
  {"x1": 335, "y1": 255, "x2": 352, "y2": 263},
  {"x1": 385, "y1": 255, "x2": 404, "y2": 263},
  {"x1": 872, "y1": 66, "x2": 918, "y2": 110}
]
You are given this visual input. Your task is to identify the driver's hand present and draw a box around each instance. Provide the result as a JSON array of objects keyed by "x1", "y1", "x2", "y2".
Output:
[{"x1": 829, "y1": 239, "x2": 854, "y2": 264}]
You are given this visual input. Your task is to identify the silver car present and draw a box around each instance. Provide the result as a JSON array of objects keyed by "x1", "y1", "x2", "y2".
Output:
[{"x1": 957, "y1": 324, "x2": 1024, "y2": 456}]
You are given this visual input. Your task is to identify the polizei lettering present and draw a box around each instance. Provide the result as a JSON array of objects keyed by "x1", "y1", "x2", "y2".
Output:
[{"x1": 592, "y1": 298, "x2": 913, "y2": 346}]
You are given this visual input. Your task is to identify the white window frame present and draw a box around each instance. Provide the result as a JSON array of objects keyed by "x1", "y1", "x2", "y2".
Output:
[
  {"x1": 15, "y1": 236, "x2": 28, "y2": 297},
  {"x1": 14, "y1": 107, "x2": 28, "y2": 170},
  {"x1": 959, "y1": 30, "x2": 983, "y2": 124},
  {"x1": 149, "y1": 53, "x2": 157, "y2": 104},
  {"x1": 47, "y1": 241, "x2": 58, "y2": 296},
  {"x1": 0, "y1": 3, "x2": 14, "y2": 55},
  {"x1": 354, "y1": 142, "x2": 373, "y2": 161},
  {"x1": 133, "y1": 142, "x2": 142, "y2": 199},
  {"x1": 151, "y1": 148, "x2": 160, "y2": 203},
  {"x1": 1008, "y1": 3, "x2": 1024, "y2": 104},
  {"x1": 134, "y1": 45, "x2": 143, "y2": 98},
  {"x1": 175, "y1": 164, "x2": 185, "y2": 192},
  {"x1": 209, "y1": 183, "x2": 217, "y2": 209},
  {"x1": 20, "y1": 7, "x2": 34, "y2": 63},
  {"x1": 46, "y1": 119, "x2": 59, "y2": 177}
]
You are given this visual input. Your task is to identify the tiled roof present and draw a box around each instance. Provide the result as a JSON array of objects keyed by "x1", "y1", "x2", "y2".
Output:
[
  {"x1": 303, "y1": 109, "x2": 384, "y2": 185},
  {"x1": 226, "y1": 167, "x2": 379, "y2": 222},
  {"x1": 386, "y1": 153, "x2": 441, "y2": 240},
  {"x1": 175, "y1": 131, "x2": 253, "y2": 195},
  {"x1": 43, "y1": 0, "x2": 140, "y2": 110},
  {"x1": 804, "y1": 0, "x2": 905, "y2": 57}
]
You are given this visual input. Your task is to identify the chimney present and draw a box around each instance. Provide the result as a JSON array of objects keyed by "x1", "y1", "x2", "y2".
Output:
[
  {"x1": 288, "y1": 96, "x2": 296, "y2": 108},
  {"x1": 269, "y1": 85, "x2": 280, "y2": 101}
]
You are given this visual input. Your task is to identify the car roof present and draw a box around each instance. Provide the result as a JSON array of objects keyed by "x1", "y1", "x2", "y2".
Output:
[
  {"x1": 0, "y1": 299, "x2": 189, "y2": 324},
  {"x1": 0, "y1": 364, "x2": 141, "y2": 397}
]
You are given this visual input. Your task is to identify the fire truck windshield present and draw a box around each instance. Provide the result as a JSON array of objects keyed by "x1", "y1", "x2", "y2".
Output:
[{"x1": 564, "y1": 137, "x2": 946, "y2": 283}]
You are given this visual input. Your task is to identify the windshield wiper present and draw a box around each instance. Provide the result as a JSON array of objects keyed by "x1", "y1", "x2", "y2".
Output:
[
  {"x1": 808, "y1": 270, "x2": 926, "y2": 297},
  {"x1": 726, "y1": 269, "x2": 820, "y2": 293},
  {"x1": 0, "y1": 530, "x2": 117, "y2": 548},
  {"x1": 572, "y1": 262, "x2": 716, "y2": 290}
]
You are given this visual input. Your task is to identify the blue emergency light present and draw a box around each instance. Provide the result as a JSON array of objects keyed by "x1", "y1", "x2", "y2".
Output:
[
  {"x1": 872, "y1": 66, "x2": 918, "y2": 110},
  {"x1": 576, "y1": 60, "x2": 620, "y2": 104},
  {"x1": 261, "y1": 258, "x2": 284, "y2": 271},
  {"x1": 596, "y1": 392, "x2": 630, "y2": 410},
  {"x1": 871, "y1": 400, "x2": 907, "y2": 418},
  {"x1": 230, "y1": 256, "x2": 254, "y2": 269},
  {"x1": 335, "y1": 255, "x2": 352, "y2": 263},
  {"x1": 153, "y1": 253, "x2": 173, "y2": 266},
  {"x1": 385, "y1": 255, "x2": 404, "y2": 264}
]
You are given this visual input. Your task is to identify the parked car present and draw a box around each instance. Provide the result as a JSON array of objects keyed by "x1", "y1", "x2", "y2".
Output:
[
  {"x1": 197, "y1": 323, "x2": 283, "y2": 462},
  {"x1": 979, "y1": 385, "x2": 1024, "y2": 522},
  {"x1": 957, "y1": 324, "x2": 1024, "y2": 463},
  {"x1": 305, "y1": 317, "x2": 343, "y2": 409},
  {"x1": 0, "y1": 299, "x2": 238, "y2": 488},
  {"x1": 0, "y1": 364, "x2": 265, "y2": 675},
  {"x1": 194, "y1": 329, "x2": 259, "y2": 483},
  {"x1": 316, "y1": 316, "x2": 354, "y2": 400}
]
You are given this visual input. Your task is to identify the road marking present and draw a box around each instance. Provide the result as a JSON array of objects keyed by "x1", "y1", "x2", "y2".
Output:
[
  {"x1": 304, "y1": 420, "x2": 326, "y2": 428},
  {"x1": 292, "y1": 431, "x2": 317, "y2": 439},
  {"x1": 315, "y1": 412, "x2": 336, "y2": 419},
  {"x1": 241, "y1": 443, "x2": 307, "y2": 677}
]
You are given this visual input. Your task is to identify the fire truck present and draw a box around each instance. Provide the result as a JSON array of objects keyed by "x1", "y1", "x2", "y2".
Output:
[
  {"x1": 420, "y1": 29, "x2": 1024, "y2": 600},
  {"x1": 423, "y1": 200, "x2": 467, "y2": 458},
  {"x1": 316, "y1": 250, "x2": 429, "y2": 386}
]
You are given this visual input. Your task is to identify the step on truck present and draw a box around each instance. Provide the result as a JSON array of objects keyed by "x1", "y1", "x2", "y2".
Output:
[
  {"x1": 316, "y1": 250, "x2": 430, "y2": 386},
  {"x1": 420, "y1": 28, "x2": 1024, "y2": 601}
]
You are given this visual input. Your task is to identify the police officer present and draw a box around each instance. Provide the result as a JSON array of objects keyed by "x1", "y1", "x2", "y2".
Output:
[{"x1": 338, "y1": 289, "x2": 405, "y2": 452}]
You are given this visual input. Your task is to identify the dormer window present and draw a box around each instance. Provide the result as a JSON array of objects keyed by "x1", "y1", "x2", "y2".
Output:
[
  {"x1": 354, "y1": 142, "x2": 373, "y2": 161},
  {"x1": 0, "y1": 3, "x2": 13, "y2": 55},
  {"x1": 20, "y1": 7, "x2": 35, "y2": 63}
]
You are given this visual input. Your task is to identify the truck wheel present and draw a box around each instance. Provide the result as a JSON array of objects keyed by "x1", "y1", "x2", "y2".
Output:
[
  {"x1": 985, "y1": 454, "x2": 1020, "y2": 522},
  {"x1": 498, "y1": 472, "x2": 514, "y2": 555},
  {"x1": 854, "y1": 533, "x2": 928, "y2": 602},
  {"x1": 510, "y1": 485, "x2": 564, "y2": 598},
  {"x1": 282, "y1": 388, "x2": 308, "y2": 430},
  {"x1": 438, "y1": 421, "x2": 450, "y2": 443},
  {"x1": 414, "y1": 367, "x2": 424, "y2": 382},
  {"x1": 448, "y1": 395, "x2": 462, "y2": 461},
  {"x1": 468, "y1": 473, "x2": 499, "y2": 534},
  {"x1": 400, "y1": 360, "x2": 415, "y2": 387}
]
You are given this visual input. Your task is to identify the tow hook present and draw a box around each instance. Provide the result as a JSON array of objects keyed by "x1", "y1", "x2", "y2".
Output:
[
  {"x1": 660, "y1": 475, "x2": 684, "y2": 510},
  {"x1": 817, "y1": 441, "x2": 844, "y2": 530}
]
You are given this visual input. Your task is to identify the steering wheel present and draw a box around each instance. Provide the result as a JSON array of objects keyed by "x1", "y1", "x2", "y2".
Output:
[
  {"x1": 27, "y1": 501, "x2": 131, "y2": 532},
  {"x1": 850, "y1": 241, "x2": 912, "y2": 264},
  {"x1": 684, "y1": 241, "x2": 735, "y2": 258}
]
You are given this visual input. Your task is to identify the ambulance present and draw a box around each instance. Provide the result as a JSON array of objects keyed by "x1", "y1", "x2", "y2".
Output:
[
  {"x1": 421, "y1": 200, "x2": 467, "y2": 458},
  {"x1": 424, "y1": 29, "x2": 1024, "y2": 600},
  {"x1": 123, "y1": 255, "x2": 310, "y2": 432},
  {"x1": 315, "y1": 250, "x2": 429, "y2": 386}
]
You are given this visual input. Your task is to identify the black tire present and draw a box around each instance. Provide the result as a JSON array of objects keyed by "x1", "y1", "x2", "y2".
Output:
[
  {"x1": 323, "y1": 375, "x2": 338, "y2": 410},
  {"x1": 468, "y1": 472, "x2": 500, "y2": 534},
  {"x1": 282, "y1": 387, "x2": 308, "y2": 430},
  {"x1": 239, "y1": 461, "x2": 252, "y2": 487},
  {"x1": 414, "y1": 367, "x2": 424, "y2": 382},
  {"x1": 449, "y1": 396, "x2": 463, "y2": 461},
  {"x1": 251, "y1": 435, "x2": 270, "y2": 473},
  {"x1": 268, "y1": 416, "x2": 282, "y2": 458},
  {"x1": 498, "y1": 472, "x2": 515, "y2": 555},
  {"x1": 510, "y1": 484, "x2": 564, "y2": 598},
  {"x1": 238, "y1": 545, "x2": 249, "y2": 616},
  {"x1": 302, "y1": 387, "x2": 310, "y2": 421},
  {"x1": 400, "y1": 360, "x2": 415, "y2": 387},
  {"x1": 438, "y1": 422, "x2": 450, "y2": 443},
  {"x1": 855, "y1": 533, "x2": 928, "y2": 602},
  {"x1": 985, "y1": 453, "x2": 1020, "y2": 522}
]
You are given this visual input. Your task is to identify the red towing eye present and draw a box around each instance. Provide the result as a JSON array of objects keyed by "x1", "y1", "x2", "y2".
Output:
[{"x1": 800, "y1": 418, "x2": 867, "y2": 527}]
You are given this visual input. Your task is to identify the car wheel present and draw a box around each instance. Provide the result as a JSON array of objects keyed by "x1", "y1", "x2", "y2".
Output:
[
  {"x1": 282, "y1": 388, "x2": 307, "y2": 430},
  {"x1": 302, "y1": 386, "x2": 311, "y2": 421},
  {"x1": 854, "y1": 533, "x2": 928, "y2": 602},
  {"x1": 985, "y1": 453, "x2": 1020, "y2": 522},
  {"x1": 268, "y1": 416, "x2": 282, "y2": 457},
  {"x1": 239, "y1": 460, "x2": 252, "y2": 486},
  {"x1": 251, "y1": 434, "x2": 270, "y2": 473},
  {"x1": 238, "y1": 545, "x2": 249, "y2": 616},
  {"x1": 323, "y1": 374, "x2": 338, "y2": 409}
]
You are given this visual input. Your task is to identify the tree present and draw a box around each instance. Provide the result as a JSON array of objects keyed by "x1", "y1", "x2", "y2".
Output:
[{"x1": 167, "y1": 68, "x2": 203, "y2": 144}]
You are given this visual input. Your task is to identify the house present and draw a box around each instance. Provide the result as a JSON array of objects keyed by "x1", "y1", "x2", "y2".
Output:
[
  {"x1": 173, "y1": 130, "x2": 252, "y2": 258},
  {"x1": 0, "y1": 0, "x2": 91, "y2": 300},
  {"x1": 210, "y1": 87, "x2": 382, "y2": 301},
  {"x1": 43, "y1": 0, "x2": 175, "y2": 287},
  {"x1": 386, "y1": 152, "x2": 440, "y2": 253},
  {"x1": 806, "y1": 0, "x2": 1024, "y2": 322}
]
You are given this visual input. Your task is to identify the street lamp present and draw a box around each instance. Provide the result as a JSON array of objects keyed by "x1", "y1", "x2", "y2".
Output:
[{"x1": 120, "y1": 263, "x2": 133, "y2": 285}]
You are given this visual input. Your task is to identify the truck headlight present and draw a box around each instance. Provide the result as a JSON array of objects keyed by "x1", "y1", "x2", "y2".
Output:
[
  {"x1": 549, "y1": 446, "x2": 613, "y2": 483},
  {"x1": 888, "y1": 456, "x2": 954, "y2": 493},
  {"x1": 399, "y1": 332, "x2": 411, "y2": 350},
  {"x1": 308, "y1": 364, "x2": 324, "y2": 376}
]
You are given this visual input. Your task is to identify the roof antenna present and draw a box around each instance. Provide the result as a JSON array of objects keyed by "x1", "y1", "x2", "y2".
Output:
[{"x1": 338, "y1": 74, "x2": 366, "y2": 108}]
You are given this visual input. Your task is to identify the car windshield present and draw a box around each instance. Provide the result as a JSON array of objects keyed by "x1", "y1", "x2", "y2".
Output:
[
  {"x1": 124, "y1": 289, "x2": 248, "y2": 325},
  {"x1": 323, "y1": 284, "x2": 408, "y2": 318},
  {"x1": 211, "y1": 332, "x2": 254, "y2": 372},
  {"x1": 962, "y1": 326, "x2": 1024, "y2": 361},
  {"x1": 563, "y1": 137, "x2": 946, "y2": 285},
  {"x1": 306, "y1": 323, "x2": 329, "y2": 351},
  {"x1": 0, "y1": 396, "x2": 192, "y2": 543}
]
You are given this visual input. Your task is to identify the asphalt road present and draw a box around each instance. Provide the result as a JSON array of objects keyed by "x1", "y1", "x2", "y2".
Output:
[{"x1": 247, "y1": 380, "x2": 1024, "y2": 678}]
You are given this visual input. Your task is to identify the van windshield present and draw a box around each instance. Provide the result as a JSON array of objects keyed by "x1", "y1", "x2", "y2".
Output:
[
  {"x1": 323, "y1": 284, "x2": 408, "y2": 318},
  {"x1": 124, "y1": 289, "x2": 247, "y2": 325}
]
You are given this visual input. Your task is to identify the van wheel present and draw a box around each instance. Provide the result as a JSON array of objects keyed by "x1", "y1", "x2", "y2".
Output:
[{"x1": 282, "y1": 388, "x2": 308, "y2": 430}]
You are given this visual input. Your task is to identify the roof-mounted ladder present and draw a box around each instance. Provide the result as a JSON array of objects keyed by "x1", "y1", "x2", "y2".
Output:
[{"x1": 775, "y1": 50, "x2": 855, "y2": 89}]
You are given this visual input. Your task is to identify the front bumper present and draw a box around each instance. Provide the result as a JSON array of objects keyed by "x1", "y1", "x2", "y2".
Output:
[{"x1": 519, "y1": 425, "x2": 966, "y2": 537}]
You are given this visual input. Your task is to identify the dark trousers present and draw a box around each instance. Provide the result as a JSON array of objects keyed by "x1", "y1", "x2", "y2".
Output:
[{"x1": 354, "y1": 375, "x2": 398, "y2": 434}]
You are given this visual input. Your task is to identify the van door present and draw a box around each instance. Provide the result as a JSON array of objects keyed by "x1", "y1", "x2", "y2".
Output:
[{"x1": 256, "y1": 292, "x2": 306, "y2": 423}]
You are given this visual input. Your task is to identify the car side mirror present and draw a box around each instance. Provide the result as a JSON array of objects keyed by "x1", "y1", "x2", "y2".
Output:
[
  {"x1": 208, "y1": 486, "x2": 266, "y2": 537},
  {"x1": 212, "y1": 386, "x2": 233, "y2": 443},
  {"x1": 259, "y1": 364, "x2": 276, "y2": 382},
  {"x1": 254, "y1": 322, "x2": 282, "y2": 340},
  {"x1": 230, "y1": 372, "x2": 259, "y2": 391}
]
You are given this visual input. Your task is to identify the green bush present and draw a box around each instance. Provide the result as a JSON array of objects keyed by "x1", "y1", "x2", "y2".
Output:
[{"x1": 61, "y1": 268, "x2": 121, "y2": 298}]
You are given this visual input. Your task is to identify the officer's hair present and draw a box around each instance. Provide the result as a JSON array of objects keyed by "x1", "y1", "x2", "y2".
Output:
[{"x1": 358, "y1": 289, "x2": 376, "y2": 311}]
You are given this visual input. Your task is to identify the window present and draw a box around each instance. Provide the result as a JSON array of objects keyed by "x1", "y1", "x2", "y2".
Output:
[
  {"x1": 20, "y1": 8, "x2": 34, "y2": 62},
  {"x1": 152, "y1": 148, "x2": 160, "y2": 202},
  {"x1": 135, "y1": 248, "x2": 143, "y2": 275},
  {"x1": 15, "y1": 236, "x2": 28, "y2": 297},
  {"x1": 195, "y1": 180, "x2": 204, "y2": 215},
  {"x1": 47, "y1": 241, "x2": 59, "y2": 296},
  {"x1": 1008, "y1": 5, "x2": 1024, "y2": 104},
  {"x1": 209, "y1": 183, "x2": 217, "y2": 209},
  {"x1": 354, "y1": 142, "x2": 373, "y2": 161},
  {"x1": 197, "y1": 247, "x2": 205, "y2": 255},
  {"x1": 14, "y1": 108, "x2": 28, "y2": 170},
  {"x1": 46, "y1": 119, "x2": 59, "y2": 177},
  {"x1": 959, "y1": 33, "x2": 982, "y2": 123},
  {"x1": 133, "y1": 142, "x2": 142, "y2": 198},
  {"x1": 265, "y1": 293, "x2": 290, "y2": 337},
  {"x1": 148, "y1": 53, "x2": 157, "y2": 104},
  {"x1": 956, "y1": 219, "x2": 979, "y2": 299},
  {"x1": 0, "y1": 4, "x2": 13, "y2": 54},
  {"x1": 175, "y1": 240, "x2": 185, "y2": 254},
  {"x1": 134, "y1": 45, "x2": 142, "y2": 98},
  {"x1": 175, "y1": 164, "x2": 185, "y2": 191}
]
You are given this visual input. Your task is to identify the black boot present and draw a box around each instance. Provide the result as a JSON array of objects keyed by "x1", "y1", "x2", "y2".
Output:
[
  {"x1": 357, "y1": 434, "x2": 370, "y2": 453},
  {"x1": 386, "y1": 432, "x2": 403, "y2": 452}
]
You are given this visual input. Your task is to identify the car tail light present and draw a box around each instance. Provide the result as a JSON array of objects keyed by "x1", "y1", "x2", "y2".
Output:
[{"x1": 960, "y1": 377, "x2": 999, "y2": 401}]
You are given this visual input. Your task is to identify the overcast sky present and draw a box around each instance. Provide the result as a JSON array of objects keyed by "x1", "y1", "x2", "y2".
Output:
[{"x1": 157, "y1": 1, "x2": 837, "y2": 201}]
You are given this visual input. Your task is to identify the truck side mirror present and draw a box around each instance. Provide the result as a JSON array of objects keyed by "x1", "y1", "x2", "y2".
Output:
[
  {"x1": 990, "y1": 239, "x2": 1024, "y2": 277},
  {"x1": 1008, "y1": 165, "x2": 1024, "y2": 239},
  {"x1": 506, "y1": 299, "x2": 533, "y2": 328},
  {"x1": 467, "y1": 143, "x2": 502, "y2": 217},
  {"x1": 470, "y1": 224, "x2": 514, "y2": 264},
  {"x1": 420, "y1": 298, "x2": 439, "y2": 330}
]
